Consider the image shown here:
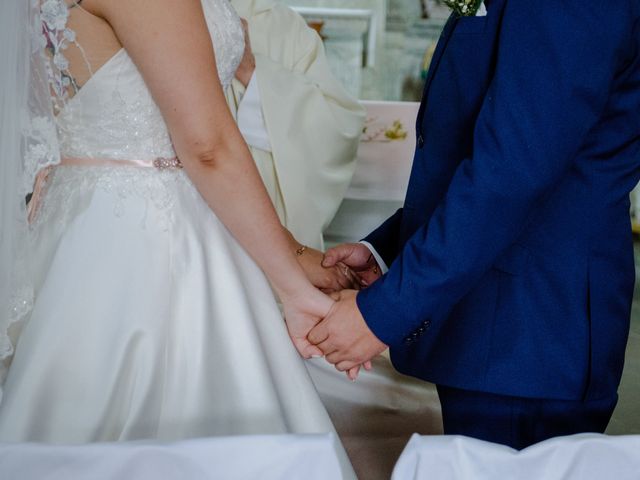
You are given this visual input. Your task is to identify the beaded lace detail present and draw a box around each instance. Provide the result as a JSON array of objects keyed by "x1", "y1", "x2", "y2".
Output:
[
  {"x1": 203, "y1": 0, "x2": 244, "y2": 89},
  {"x1": 20, "y1": 0, "x2": 69, "y2": 195},
  {"x1": 56, "y1": 70, "x2": 178, "y2": 161},
  {"x1": 40, "y1": 0, "x2": 92, "y2": 113},
  {"x1": 23, "y1": 115, "x2": 60, "y2": 194},
  {"x1": 1, "y1": 289, "x2": 33, "y2": 362},
  {"x1": 31, "y1": 166, "x2": 196, "y2": 233}
]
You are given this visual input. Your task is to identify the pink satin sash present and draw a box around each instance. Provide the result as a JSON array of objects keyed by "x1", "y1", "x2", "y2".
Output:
[
  {"x1": 27, "y1": 155, "x2": 182, "y2": 223},
  {"x1": 59, "y1": 156, "x2": 182, "y2": 169}
]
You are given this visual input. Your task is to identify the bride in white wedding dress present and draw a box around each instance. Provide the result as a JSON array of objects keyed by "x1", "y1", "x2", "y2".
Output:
[{"x1": 0, "y1": 0, "x2": 356, "y2": 477}]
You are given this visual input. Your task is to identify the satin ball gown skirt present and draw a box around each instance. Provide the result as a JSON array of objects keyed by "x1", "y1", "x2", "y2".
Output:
[{"x1": 0, "y1": 166, "x2": 355, "y2": 479}]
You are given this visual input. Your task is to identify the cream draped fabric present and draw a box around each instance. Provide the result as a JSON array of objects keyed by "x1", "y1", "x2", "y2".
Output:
[{"x1": 226, "y1": 0, "x2": 365, "y2": 249}]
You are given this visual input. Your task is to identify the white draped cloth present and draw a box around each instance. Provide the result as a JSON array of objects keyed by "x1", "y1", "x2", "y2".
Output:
[
  {"x1": 0, "y1": 434, "x2": 343, "y2": 480},
  {"x1": 392, "y1": 433, "x2": 640, "y2": 480}
]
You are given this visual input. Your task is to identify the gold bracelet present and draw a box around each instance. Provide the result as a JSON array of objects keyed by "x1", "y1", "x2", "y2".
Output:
[{"x1": 295, "y1": 245, "x2": 307, "y2": 256}]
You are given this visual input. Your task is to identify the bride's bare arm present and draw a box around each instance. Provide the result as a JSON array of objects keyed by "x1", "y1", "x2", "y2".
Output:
[{"x1": 84, "y1": 0, "x2": 331, "y2": 356}]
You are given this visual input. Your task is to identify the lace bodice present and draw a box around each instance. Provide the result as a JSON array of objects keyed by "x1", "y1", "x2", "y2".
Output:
[
  {"x1": 36, "y1": 0, "x2": 244, "y2": 169},
  {"x1": 56, "y1": 49, "x2": 177, "y2": 160}
]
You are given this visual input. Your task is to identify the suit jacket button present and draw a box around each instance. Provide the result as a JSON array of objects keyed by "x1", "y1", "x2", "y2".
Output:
[
  {"x1": 422, "y1": 320, "x2": 431, "y2": 328},
  {"x1": 404, "y1": 336, "x2": 413, "y2": 345}
]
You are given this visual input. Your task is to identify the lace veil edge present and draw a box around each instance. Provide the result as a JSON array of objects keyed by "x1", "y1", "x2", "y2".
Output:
[{"x1": 0, "y1": 0, "x2": 60, "y2": 389}]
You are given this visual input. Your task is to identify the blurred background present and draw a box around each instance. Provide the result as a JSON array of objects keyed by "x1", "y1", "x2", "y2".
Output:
[{"x1": 281, "y1": 0, "x2": 449, "y2": 101}]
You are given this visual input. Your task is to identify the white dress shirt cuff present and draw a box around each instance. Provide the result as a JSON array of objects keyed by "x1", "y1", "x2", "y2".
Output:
[
  {"x1": 237, "y1": 72, "x2": 272, "y2": 152},
  {"x1": 359, "y1": 241, "x2": 389, "y2": 274}
]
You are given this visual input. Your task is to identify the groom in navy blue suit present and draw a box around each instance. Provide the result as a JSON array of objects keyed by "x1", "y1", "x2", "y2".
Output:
[{"x1": 309, "y1": 0, "x2": 640, "y2": 449}]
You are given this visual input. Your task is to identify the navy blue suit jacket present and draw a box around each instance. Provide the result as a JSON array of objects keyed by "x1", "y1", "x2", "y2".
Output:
[{"x1": 357, "y1": 0, "x2": 640, "y2": 401}]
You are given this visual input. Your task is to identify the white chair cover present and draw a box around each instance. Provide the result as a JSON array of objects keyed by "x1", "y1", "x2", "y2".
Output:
[
  {"x1": 0, "y1": 434, "x2": 343, "y2": 480},
  {"x1": 392, "y1": 433, "x2": 640, "y2": 480}
]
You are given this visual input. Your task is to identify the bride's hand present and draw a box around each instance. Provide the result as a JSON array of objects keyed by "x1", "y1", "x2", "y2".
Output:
[{"x1": 281, "y1": 287, "x2": 334, "y2": 359}]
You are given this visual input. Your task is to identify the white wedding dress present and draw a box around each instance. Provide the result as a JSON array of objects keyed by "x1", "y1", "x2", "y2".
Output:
[{"x1": 0, "y1": 2, "x2": 354, "y2": 477}]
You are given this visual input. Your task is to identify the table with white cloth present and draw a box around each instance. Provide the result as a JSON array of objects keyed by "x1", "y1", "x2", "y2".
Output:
[{"x1": 0, "y1": 434, "x2": 343, "y2": 480}]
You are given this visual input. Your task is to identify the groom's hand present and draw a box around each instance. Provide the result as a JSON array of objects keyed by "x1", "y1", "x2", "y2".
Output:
[
  {"x1": 308, "y1": 290, "x2": 387, "y2": 371},
  {"x1": 296, "y1": 246, "x2": 361, "y2": 293},
  {"x1": 323, "y1": 243, "x2": 382, "y2": 287}
]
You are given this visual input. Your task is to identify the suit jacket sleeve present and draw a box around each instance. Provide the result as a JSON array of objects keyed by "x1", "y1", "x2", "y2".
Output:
[{"x1": 357, "y1": 0, "x2": 636, "y2": 347}]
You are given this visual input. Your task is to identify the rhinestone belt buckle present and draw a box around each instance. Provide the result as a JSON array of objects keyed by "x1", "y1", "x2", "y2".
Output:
[{"x1": 153, "y1": 157, "x2": 183, "y2": 170}]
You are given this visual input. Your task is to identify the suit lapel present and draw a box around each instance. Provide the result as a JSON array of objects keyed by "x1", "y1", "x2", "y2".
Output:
[{"x1": 416, "y1": 15, "x2": 457, "y2": 132}]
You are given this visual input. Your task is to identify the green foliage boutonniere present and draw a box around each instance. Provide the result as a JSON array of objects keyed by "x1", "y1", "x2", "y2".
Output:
[{"x1": 443, "y1": 0, "x2": 484, "y2": 17}]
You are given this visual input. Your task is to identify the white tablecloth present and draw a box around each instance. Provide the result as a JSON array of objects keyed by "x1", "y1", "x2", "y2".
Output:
[
  {"x1": 0, "y1": 434, "x2": 343, "y2": 480},
  {"x1": 392, "y1": 433, "x2": 640, "y2": 480}
]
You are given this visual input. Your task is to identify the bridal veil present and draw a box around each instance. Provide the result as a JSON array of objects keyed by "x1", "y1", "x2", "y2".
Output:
[{"x1": 0, "y1": 0, "x2": 61, "y2": 391}]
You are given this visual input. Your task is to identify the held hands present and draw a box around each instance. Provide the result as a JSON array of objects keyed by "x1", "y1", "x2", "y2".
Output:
[
  {"x1": 282, "y1": 288, "x2": 372, "y2": 380},
  {"x1": 296, "y1": 245, "x2": 362, "y2": 293},
  {"x1": 281, "y1": 286, "x2": 334, "y2": 359},
  {"x1": 287, "y1": 240, "x2": 386, "y2": 380},
  {"x1": 308, "y1": 290, "x2": 387, "y2": 374},
  {"x1": 322, "y1": 243, "x2": 382, "y2": 287}
]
